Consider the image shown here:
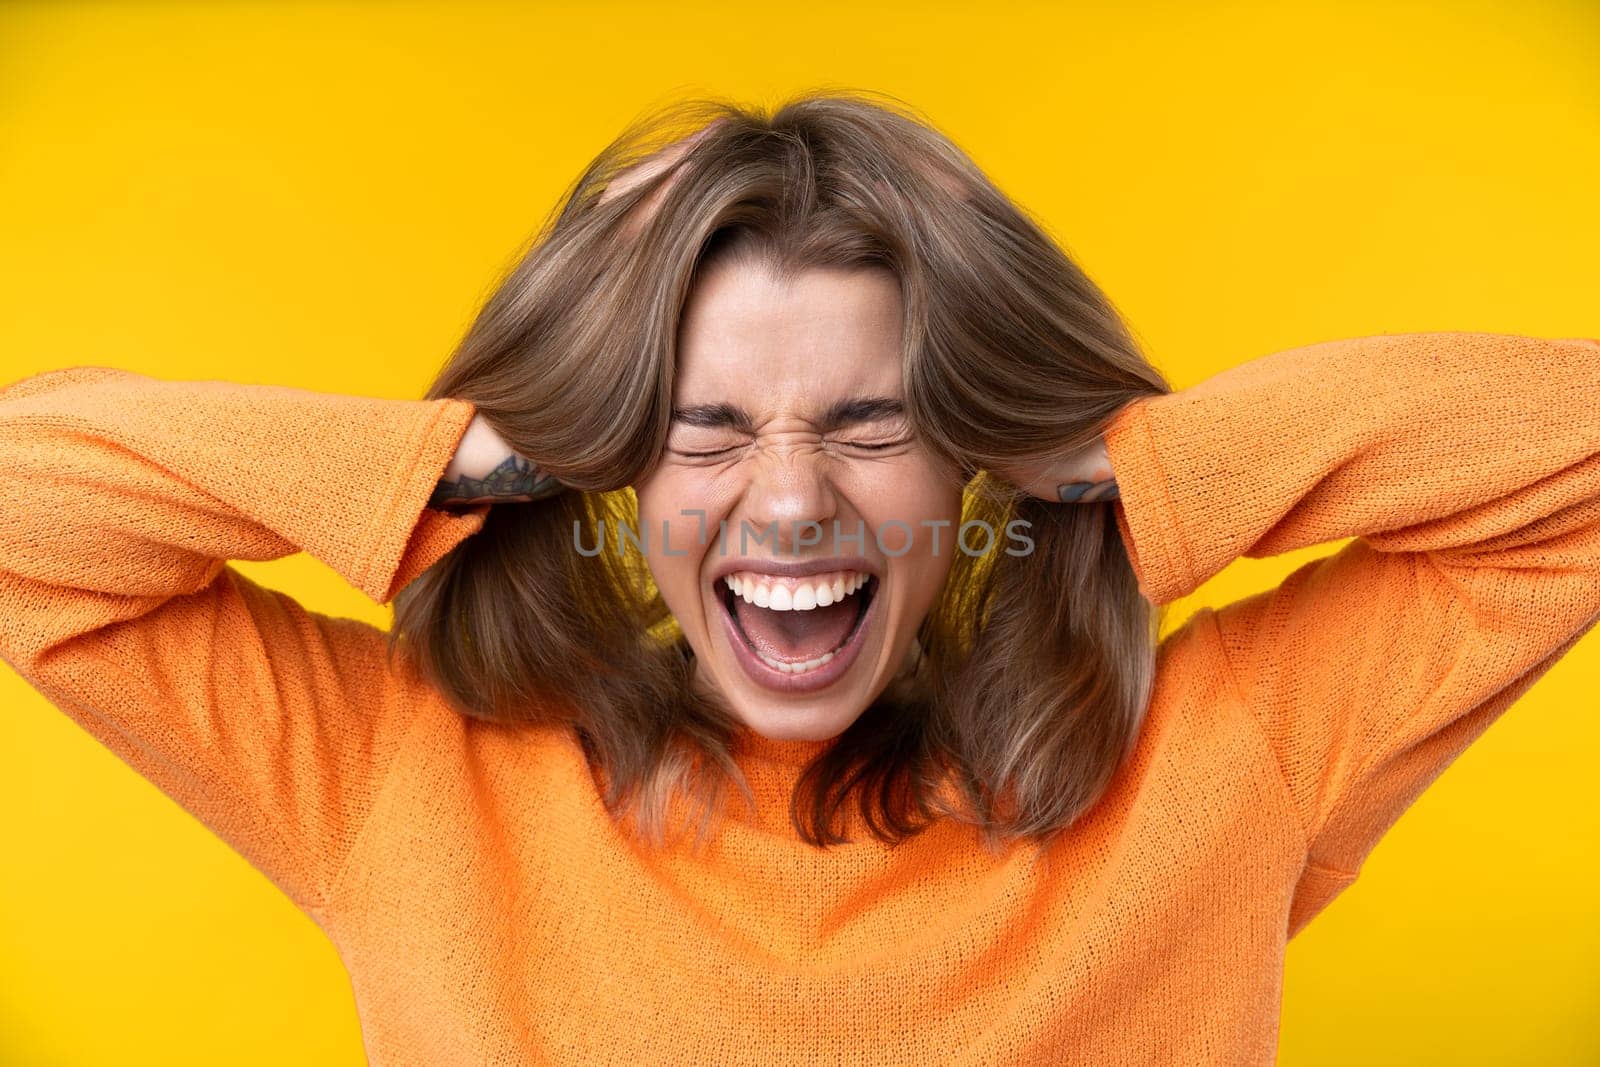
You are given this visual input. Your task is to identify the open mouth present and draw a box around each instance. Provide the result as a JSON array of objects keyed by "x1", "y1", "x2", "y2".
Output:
[{"x1": 715, "y1": 570, "x2": 879, "y2": 692}]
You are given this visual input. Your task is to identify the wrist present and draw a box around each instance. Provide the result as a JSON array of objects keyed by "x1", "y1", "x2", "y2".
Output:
[{"x1": 434, "y1": 412, "x2": 564, "y2": 507}]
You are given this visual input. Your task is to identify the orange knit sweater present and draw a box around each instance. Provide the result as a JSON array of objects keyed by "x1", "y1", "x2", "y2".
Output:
[{"x1": 2, "y1": 332, "x2": 1597, "y2": 1065}]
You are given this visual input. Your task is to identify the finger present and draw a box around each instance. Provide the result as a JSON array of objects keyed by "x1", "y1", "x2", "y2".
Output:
[{"x1": 598, "y1": 122, "x2": 719, "y2": 209}]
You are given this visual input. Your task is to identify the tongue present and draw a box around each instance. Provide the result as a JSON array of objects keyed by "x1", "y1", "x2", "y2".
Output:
[{"x1": 732, "y1": 593, "x2": 860, "y2": 662}]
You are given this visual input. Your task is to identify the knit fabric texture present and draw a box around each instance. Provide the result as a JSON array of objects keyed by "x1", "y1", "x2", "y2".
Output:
[{"x1": 2, "y1": 332, "x2": 1597, "y2": 1065}]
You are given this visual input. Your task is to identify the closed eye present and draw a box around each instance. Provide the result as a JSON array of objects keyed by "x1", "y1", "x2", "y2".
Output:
[
  {"x1": 832, "y1": 436, "x2": 913, "y2": 451},
  {"x1": 673, "y1": 447, "x2": 741, "y2": 458},
  {"x1": 667, "y1": 436, "x2": 913, "y2": 459},
  {"x1": 667, "y1": 439, "x2": 750, "y2": 460}
]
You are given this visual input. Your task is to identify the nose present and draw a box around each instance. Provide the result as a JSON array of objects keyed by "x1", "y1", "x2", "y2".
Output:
[{"x1": 740, "y1": 444, "x2": 840, "y2": 556}]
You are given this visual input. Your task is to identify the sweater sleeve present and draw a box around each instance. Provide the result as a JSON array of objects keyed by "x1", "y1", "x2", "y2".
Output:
[
  {"x1": 0, "y1": 365, "x2": 490, "y2": 921},
  {"x1": 1100, "y1": 332, "x2": 1600, "y2": 935}
]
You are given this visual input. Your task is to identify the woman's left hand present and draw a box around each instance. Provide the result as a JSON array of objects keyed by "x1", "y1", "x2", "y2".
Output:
[{"x1": 995, "y1": 436, "x2": 1119, "y2": 504}]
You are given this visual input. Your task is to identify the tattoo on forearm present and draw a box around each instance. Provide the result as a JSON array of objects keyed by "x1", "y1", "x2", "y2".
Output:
[
  {"x1": 430, "y1": 453, "x2": 565, "y2": 507},
  {"x1": 1057, "y1": 478, "x2": 1120, "y2": 503}
]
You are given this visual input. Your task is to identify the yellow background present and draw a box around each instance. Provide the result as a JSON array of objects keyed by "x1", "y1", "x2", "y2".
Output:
[{"x1": 2, "y1": 1, "x2": 1596, "y2": 1063}]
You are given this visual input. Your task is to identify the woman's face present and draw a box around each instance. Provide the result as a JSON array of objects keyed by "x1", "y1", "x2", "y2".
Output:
[{"x1": 633, "y1": 260, "x2": 964, "y2": 741}]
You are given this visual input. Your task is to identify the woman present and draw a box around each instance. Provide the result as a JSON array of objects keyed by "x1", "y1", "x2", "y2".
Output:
[{"x1": 2, "y1": 90, "x2": 1595, "y2": 1065}]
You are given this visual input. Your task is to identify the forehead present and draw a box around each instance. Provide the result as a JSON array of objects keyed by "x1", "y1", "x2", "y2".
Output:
[{"x1": 674, "y1": 260, "x2": 904, "y2": 405}]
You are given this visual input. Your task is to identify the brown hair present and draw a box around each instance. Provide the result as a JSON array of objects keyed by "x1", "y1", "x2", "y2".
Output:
[{"x1": 387, "y1": 88, "x2": 1172, "y2": 852}]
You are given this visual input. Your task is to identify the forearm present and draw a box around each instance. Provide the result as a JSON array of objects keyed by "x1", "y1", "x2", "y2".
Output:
[
  {"x1": 0, "y1": 365, "x2": 481, "y2": 628},
  {"x1": 1101, "y1": 332, "x2": 1600, "y2": 606},
  {"x1": 431, "y1": 411, "x2": 563, "y2": 508}
]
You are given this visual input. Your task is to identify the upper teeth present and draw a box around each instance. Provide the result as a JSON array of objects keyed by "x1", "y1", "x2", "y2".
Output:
[{"x1": 723, "y1": 570, "x2": 870, "y2": 611}]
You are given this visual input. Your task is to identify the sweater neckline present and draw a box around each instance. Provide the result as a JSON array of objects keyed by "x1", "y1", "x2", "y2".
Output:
[{"x1": 731, "y1": 724, "x2": 840, "y2": 770}]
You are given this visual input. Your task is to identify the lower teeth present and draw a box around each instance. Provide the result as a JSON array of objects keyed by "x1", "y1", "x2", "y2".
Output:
[{"x1": 756, "y1": 648, "x2": 836, "y2": 674}]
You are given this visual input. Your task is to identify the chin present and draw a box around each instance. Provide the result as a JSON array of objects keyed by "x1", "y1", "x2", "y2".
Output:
[{"x1": 730, "y1": 698, "x2": 870, "y2": 742}]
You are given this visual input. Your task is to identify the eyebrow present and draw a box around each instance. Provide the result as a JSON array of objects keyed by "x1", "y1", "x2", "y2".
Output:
[{"x1": 670, "y1": 396, "x2": 905, "y2": 433}]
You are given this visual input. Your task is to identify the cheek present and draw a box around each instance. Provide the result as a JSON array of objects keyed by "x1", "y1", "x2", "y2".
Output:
[
  {"x1": 855, "y1": 456, "x2": 963, "y2": 531},
  {"x1": 636, "y1": 471, "x2": 720, "y2": 618},
  {"x1": 853, "y1": 463, "x2": 964, "y2": 596}
]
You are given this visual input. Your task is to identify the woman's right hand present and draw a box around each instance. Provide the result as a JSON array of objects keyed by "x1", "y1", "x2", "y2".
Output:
[
  {"x1": 434, "y1": 127, "x2": 725, "y2": 509},
  {"x1": 430, "y1": 411, "x2": 566, "y2": 508}
]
